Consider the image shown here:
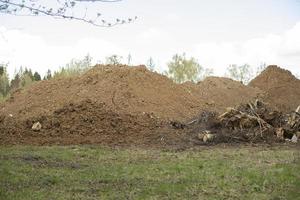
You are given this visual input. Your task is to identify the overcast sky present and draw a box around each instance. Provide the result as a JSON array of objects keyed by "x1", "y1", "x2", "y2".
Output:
[{"x1": 1, "y1": 0, "x2": 300, "y2": 77}]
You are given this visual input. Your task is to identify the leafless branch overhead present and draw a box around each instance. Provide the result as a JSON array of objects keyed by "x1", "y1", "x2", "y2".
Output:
[{"x1": 0, "y1": 0, "x2": 137, "y2": 27}]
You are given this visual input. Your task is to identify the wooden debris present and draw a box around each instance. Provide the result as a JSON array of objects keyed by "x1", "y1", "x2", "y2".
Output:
[
  {"x1": 276, "y1": 128, "x2": 284, "y2": 140},
  {"x1": 291, "y1": 135, "x2": 298, "y2": 143},
  {"x1": 203, "y1": 133, "x2": 215, "y2": 143},
  {"x1": 198, "y1": 130, "x2": 215, "y2": 143},
  {"x1": 214, "y1": 100, "x2": 299, "y2": 141}
]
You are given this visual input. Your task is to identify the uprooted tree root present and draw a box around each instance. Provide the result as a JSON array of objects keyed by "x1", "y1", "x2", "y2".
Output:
[{"x1": 179, "y1": 100, "x2": 300, "y2": 144}]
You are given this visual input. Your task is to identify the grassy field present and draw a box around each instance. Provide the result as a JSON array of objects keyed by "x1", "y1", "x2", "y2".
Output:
[{"x1": 0, "y1": 145, "x2": 299, "y2": 200}]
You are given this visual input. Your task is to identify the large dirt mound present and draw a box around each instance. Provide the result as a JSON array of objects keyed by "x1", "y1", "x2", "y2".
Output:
[
  {"x1": 184, "y1": 77, "x2": 263, "y2": 112},
  {"x1": 0, "y1": 65, "x2": 208, "y2": 147},
  {"x1": 249, "y1": 65, "x2": 300, "y2": 112},
  {"x1": 0, "y1": 65, "x2": 206, "y2": 122}
]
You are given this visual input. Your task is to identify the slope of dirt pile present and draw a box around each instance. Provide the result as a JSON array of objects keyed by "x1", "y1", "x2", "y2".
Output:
[
  {"x1": 0, "y1": 65, "x2": 206, "y2": 122},
  {"x1": 183, "y1": 77, "x2": 263, "y2": 112},
  {"x1": 0, "y1": 65, "x2": 207, "y2": 147},
  {"x1": 0, "y1": 99, "x2": 172, "y2": 146},
  {"x1": 249, "y1": 65, "x2": 300, "y2": 112}
]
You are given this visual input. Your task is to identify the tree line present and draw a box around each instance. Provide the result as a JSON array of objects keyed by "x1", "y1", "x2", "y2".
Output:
[
  {"x1": 0, "y1": 65, "x2": 43, "y2": 101},
  {"x1": 164, "y1": 53, "x2": 267, "y2": 84},
  {"x1": 0, "y1": 53, "x2": 270, "y2": 101}
]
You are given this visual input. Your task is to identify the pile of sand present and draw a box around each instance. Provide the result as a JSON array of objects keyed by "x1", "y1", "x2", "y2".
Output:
[{"x1": 249, "y1": 65, "x2": 300, "y2": 112}]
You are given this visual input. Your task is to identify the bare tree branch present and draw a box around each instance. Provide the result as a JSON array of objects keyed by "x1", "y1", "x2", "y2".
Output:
[
  {"x1": 0, "y1": 0, "x2": 137, "y2": 27},
  {"x1": 75, "y1": 0, "x2": 123, "y2": 2}
]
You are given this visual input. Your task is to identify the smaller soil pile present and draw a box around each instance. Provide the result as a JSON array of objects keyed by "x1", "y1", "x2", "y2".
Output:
[
  {"x1": 184, "y1": 77, "x2": 263, "y2": 112},
  {"x1": 249, "y1": 65, "x2": 300, "y2": 112},
  {"x1": 183, "y1": 100, "x2": 300, "y2": 144},
  {"x1": 0, "y1": 99, "x2": 168, "y2": 147}
]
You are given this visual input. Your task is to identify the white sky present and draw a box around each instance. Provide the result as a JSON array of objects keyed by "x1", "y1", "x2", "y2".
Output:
[{"x1": 1, "y1": 0, "x2": 300, "y2": 77}]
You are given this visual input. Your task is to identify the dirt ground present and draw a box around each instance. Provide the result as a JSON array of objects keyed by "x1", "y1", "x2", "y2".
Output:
[{"x1": 0, "y1": 65, "x2": 299, "y2": 147}]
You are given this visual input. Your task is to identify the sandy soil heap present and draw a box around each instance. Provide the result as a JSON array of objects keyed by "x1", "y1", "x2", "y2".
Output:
[
  {"x1": 1, "y1": 65, "x2": 207, "y2": 121},
  {"x1": 0, "y1": 99, "x2": 169, "y2": 146},
  {"x1": 184, "y1": 77, "x2": 263, "y2": 112},
  {"x1": 1, "y1": 64, "x2": 298, "y2": 147},
  {"x1": 249, "y1": 65, "x2": 300, "y2": 112},
  {"x1": 0, "y1": 65, "x2": 206, "y2": 146}
]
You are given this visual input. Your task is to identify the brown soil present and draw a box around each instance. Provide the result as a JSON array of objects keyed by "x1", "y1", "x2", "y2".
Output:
[
  {"x1": 0, "y1": 65, "x2": 206, "y2": 147},
  {"x1": 184, "y1": 76, "x2": 263, "y2": 112},
  {"x1": 249, "y1": 65, "x2": 300, "y2": 112},
  {"x1": 1, "y1": 65, "x2": 206, "y2": 122},
  {"x1": 0, "y1": 64, "x2": 298, "y2": 147},
  {"x1": 0, "y1": 99, "x2": 174, "y2": 147}
]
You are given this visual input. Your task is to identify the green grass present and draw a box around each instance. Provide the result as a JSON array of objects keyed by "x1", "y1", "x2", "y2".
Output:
[{"x1": 0, "y1": 146, "x2": 299, "y2": 200}]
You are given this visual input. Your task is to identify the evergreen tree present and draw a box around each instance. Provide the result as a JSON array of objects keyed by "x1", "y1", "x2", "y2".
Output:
[
  {"x1": 10, "y1": 73, "x2": 21, "y2": 91},
  {"x1": 0, "y1": 64, "x2": 10, "y2": 98},
  {"x1": 44, "y1": 69, "x2": 52, "y2": 80},
  {"x1": 33, "y1": 72, "x2": 42, "y2": 81},
  {"x1": 0, "y1": 66, "x2": 4, "y2": 76}
]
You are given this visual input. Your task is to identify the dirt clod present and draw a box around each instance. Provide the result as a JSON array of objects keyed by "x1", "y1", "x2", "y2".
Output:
[{"x1": 32, "y1": 122, "x2": 42, "y2": 131}]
